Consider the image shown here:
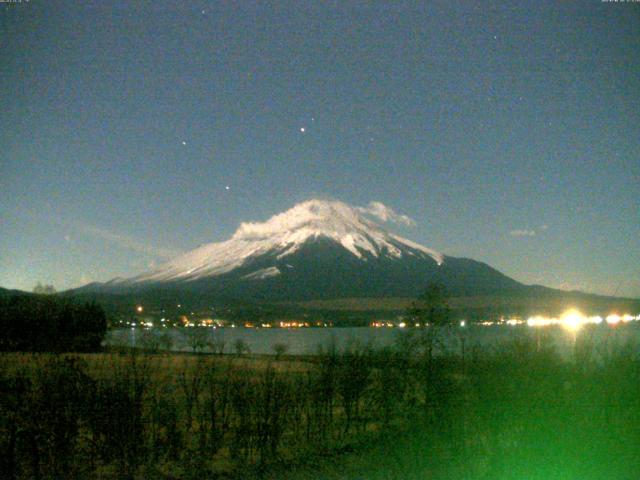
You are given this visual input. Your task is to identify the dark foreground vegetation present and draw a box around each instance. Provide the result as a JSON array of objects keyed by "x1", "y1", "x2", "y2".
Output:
[
  {"x1": 1, "y1": 328, "x2": 639, "y2": 480},
  {"x1": 0, "y1": 294, "x2": 106, "y2": 352}
]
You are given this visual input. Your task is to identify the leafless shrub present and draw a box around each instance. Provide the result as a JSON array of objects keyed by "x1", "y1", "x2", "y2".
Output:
[
  {"x1": 234, "y1": 338, "x2": 250, "y2": 356},
  {"x1": 272, "y1": 342, "x2": 289, "y2": 360},
  {"x1": 207, "y1": 336, "x2": 227, "y2": 355}
]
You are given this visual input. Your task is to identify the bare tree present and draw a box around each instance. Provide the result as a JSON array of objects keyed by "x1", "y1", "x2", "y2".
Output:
[
  {"x1": 234, "y1": 338, "x2": 250, "y2": 356},
  {"x1": 408, "y1": 283, "x2": 452, "y2": 361},
  {"x1": 184, "y1": 328, "x2": 209, "y2": 354},
  {"x1": 139, "y1": 329, "x2": 160, "y2": 353},
  {"x1": 208, "y1": 336, "x2": 227, "y2": 355},
  {"x1": 33, "y1": 282, "x2": 56, "y2": 295},
  {"x1": 272, "y1": 342, "x2": 289, "y2": 360}
]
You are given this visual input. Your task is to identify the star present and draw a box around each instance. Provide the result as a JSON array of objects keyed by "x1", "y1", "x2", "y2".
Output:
[
  {"x1": 300, "y1": 127, "x2": 305, "y2": 133},
  {"x1": 181, "y1": 141, "x2": 187, "y2": 145},
  {"x1": 225, "y1": 185, "x2": 230, "y2": 190}
]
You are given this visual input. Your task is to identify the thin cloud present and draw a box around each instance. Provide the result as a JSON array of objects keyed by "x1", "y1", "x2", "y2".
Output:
[
  {"x1": 17, "y1": 205, "x2": 182, "y2": 260},
  {"x1": 510, "y1": 229, "x2": 536, "y2": 237},
  {"x1": 357, "y1": 201, "x2": 416, "y2": 227},
  {"x1": 81, "y1": 225, "x2": 181, "y2": 259}
]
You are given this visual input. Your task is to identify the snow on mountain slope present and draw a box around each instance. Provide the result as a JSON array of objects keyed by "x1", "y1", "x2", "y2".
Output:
[
  {"x1": 241, "y1": 266, "x2": 281, "y2": 280},
  {"x1": 124, "y1": 199, "x2": 443, "y2": 284}
]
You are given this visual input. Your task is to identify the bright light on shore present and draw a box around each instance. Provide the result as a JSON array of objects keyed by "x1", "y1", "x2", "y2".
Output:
[
  {"x1": 561, "y1": 309, "x2": 583, "y2": 331},
  {"x1": 527, "y1": 316, "x2": 554, "y2": 327},
  {"x1": 453, "y1": 312, "x2": 636, "y2": 329},
  {"x1": 526, "y1": 310, "x2": 608, "y2": 330},
  {"x1": 606, "y1": 314, "x2": 621, "y2": 325}
]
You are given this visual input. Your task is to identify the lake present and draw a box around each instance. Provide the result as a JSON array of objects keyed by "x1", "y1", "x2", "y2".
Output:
[{"x1": 106, "y1": 322, "x2": 640, "y2": 358}]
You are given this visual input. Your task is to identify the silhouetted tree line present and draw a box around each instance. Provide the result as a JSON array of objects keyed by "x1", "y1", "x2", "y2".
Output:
[
  {"x1": 32, "y1": 283, "x2": 56, "y2": 295},
  {"x1": 0, "y1": 294, "x2": 107, "y2": 352}
]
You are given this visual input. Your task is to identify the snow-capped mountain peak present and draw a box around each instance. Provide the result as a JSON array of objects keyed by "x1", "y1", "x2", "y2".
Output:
[{"x1": 125, "y1": 199, "x2": 443, "y2": 284}]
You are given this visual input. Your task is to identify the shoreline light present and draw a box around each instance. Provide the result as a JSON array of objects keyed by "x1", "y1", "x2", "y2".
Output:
[
  {"x1": 606, "y1": 314, "x2": 621, "y2": 325},
  {"x1": 527, "y1": 316, "x2": 554, "y2": 327},
  {"x1": 526, "y1": 310, "x2": 633, "y2": 330},
  {"x1": 560, "y1": 310, "x2": 583, "y2": 331}
]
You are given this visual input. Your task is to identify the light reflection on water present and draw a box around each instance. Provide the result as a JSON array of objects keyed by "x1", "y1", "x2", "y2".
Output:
[{"x1": 106, "y1": 323, "x2": 640, "y2": 357}]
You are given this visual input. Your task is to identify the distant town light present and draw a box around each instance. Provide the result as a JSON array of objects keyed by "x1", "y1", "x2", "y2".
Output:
[
  {"x1": 527, "y1": 316, "x2": 553, "y2": 327},
  {"x1": 526, "y1": 312, "x2": 630, "y2": 329},
  {"x1": 606, "y1": 314, "x2": 621, "y2": 325},
  {"x1": 590, "y1": 315, "x2": 603, "y2": 324},
  {"x1": 560, "y1": 309, "x2": 583, "y2": 331}
]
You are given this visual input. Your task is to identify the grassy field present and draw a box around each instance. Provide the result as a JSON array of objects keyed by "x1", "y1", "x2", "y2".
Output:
[{"x1": 1, "y1": 331, "x2": 640, "y2": 479}]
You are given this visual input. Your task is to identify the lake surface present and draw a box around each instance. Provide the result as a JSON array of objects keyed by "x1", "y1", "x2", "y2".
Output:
[{"x1": 106, "y1": 323, "x2": 640, "y2": 358}]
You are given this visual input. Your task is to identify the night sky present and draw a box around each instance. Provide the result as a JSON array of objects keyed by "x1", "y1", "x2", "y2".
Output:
[{"x1": 1, "y1": 1, "x2": 639, "y2": 297}]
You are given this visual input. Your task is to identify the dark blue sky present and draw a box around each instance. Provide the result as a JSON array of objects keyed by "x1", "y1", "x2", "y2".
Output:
[{"x1": 1, "y1": 1, "x2": 639, "y2": 297}]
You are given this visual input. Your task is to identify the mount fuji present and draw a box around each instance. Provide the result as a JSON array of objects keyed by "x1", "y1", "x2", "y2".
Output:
[{"x1": 79, "y1": 199, "x2": 529, "y2": 301}]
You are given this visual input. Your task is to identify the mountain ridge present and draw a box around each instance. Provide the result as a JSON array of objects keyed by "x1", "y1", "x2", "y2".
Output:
[
  {"x1": 75, "y1": 199, "x2": 529, "y2": 301},
  {"x1": 110, "y1": 199, "x2": 444, "y2": 287},
  {"x1": 71, "y1": 199, "x2": 638, "y2": 314}
]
